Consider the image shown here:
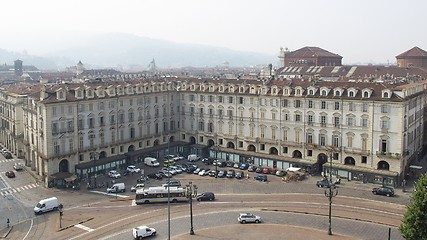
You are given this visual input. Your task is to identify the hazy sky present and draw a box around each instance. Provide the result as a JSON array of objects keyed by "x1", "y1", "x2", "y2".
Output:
[{"x1": 1, "y1": 0, "x2": 426, "y2": 64}]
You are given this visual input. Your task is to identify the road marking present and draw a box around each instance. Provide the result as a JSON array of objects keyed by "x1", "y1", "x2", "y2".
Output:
[
  {"x1": 75, "y1": 224, "x2": 95, "y2": 232},
  {"x1": 89, "y1": 190, "x2": 130, "y2": 198}
]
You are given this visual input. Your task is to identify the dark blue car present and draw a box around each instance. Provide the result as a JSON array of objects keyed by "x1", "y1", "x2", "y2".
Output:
[
  {"x1": 254, "y1": 174, "x2": 267, "y2": 182},
  {"x1": 239, "y1": 163, "x2": 249, "y2": 170}
]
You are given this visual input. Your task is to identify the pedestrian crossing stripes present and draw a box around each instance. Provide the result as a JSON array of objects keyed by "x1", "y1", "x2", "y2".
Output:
[
  {"x1": 0, "y1": 159, "x2": 16, "y2": 163},
  {"x1": 0, "y1": 183, "x2": 39, "y2": 196}
]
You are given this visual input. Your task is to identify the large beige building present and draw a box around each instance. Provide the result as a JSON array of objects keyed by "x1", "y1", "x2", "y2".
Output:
[{"x1": 1, "y1": 74, "x2": 422, "y2": 188}]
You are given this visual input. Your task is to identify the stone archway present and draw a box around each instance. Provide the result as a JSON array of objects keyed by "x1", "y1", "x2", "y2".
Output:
[
  {"x1": 227, "y1": 142, "x2": 235, "y2": 149},
  {"x1": 314, "y1": 153, "x2": 328, "y2": 175},
  {"x1": 344, "y1": 157, "x2": 356, "y2": 165},
  {"x1": 292, "y1": 150, "x2": 302, "y2": 158},
  {"x1": 99, "y1": 151, "x2": 107, "y2": 159},
  {"x1": 269, "y1": 147, "x2": 278, "y2": 155},
  {"x1": 207, "y1": 139, "x2": 215, "y2": 147},
  {"x1": 247, "y1": 145, "x2": 256, "y2": 152},
  {"x1": 128, "y1": 145, "x2": 135, "y2": 152},
  {"x1": 59, "y1": 159, "x2": 69, "y2": 172},
  {"x1": 169, "y1": 136, "x2": 175, "y2": 142},
  {"x1": 153, "y1": 139, "x2": 160, "y2": 146},
  {"x1": 377, "y1": 161, "x2": 390, "y2": 170},
  {"x1": 190, "y1": 136, "x2": 196, "y2": 144}
]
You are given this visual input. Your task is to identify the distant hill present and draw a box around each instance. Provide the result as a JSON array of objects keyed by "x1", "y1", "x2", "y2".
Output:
[
  {"x1": 0, "y1": 33, "x2": 275, "y2": 70},
  {"x1": 51, "y1": 32, "x2": 275, "y2": 68}
]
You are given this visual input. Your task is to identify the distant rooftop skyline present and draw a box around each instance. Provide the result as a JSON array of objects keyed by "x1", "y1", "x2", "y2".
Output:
[{"x1": 0, "y1": 0, "x2": 426, "y2": 65}]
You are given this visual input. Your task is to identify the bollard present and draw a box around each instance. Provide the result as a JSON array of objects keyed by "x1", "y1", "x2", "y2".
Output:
[{"x1": 7, "y1": 218, "x2": 10, "y2": 228}]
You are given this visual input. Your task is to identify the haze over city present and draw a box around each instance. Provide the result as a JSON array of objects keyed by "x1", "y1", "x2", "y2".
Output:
[{"x1": 1, "y1": 0, "x2": 426, "y2": 65}]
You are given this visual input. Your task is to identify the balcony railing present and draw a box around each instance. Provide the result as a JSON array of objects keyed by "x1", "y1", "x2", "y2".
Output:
[
  {"x1": 344, "y1": 147, "x2": 370, "y2": 155},
  {"x1": 375, "y1": 151, "x2": 401, "y2": 159}
]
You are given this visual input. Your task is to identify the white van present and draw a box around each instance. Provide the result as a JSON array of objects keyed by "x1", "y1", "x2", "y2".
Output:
[
  {"x1": 132, "y1": 225, "x2": 156, "y2": 239},
  {"x1": 107, "y1": 183, "x2": 126, "y2": 193},
  {"x1": 144, "y1": 157, "x2": 159, "y2": 167},
  {"x1": 187, "y1": 154, "x2": 200, "y2": 162},
  {"x1": 34, "y1": 197, "x2": 59, "y2": 214}
]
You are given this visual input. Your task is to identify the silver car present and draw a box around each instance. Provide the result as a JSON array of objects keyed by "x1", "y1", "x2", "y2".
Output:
[{"x1": 238, "y1": 213, "x2": 262, "y2": 224}]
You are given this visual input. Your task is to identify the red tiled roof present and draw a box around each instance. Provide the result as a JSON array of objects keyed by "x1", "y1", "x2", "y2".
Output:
[
  {"x1": 285, "y1": 47, "x2": 342, "y2": 58},
  {"x1": 396, "y1": 47, "x2": 427, "y2": 58}
]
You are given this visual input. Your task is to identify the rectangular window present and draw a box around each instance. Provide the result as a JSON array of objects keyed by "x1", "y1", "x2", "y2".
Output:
[
  {"x1": 283, "y1": 147, "x2": 288, "y2": 154},
  {"x1": 334, "y1": 102, "x2": 340, "y2": 110},
  {"x1": 239, "y1": 97, "x2": 244, "y2": 104},
  {"x1": 348, "y1": 102, "x2": 354, "y2": 111},
  {"x1": 228, "y1": 96, "x2": 233, "y2": 104},
  {"x1": 321, "y1": 116, "x2": 327, "y2": 127},
  {"x1": 321, "y1": 101, "x2": 327, "y2": 109},
  {"x1": 362, "y1": 103, "x2": 368, "y2": 112},
  {"x1": 307, "y1": 150, "x2": 313, "y2": 157},
  {"x1": 308, "y1": 100, "x2": 314, "y2": 108},
  {"x1": 361, "y1": 118, "x2": 368, "y2": 127},
  {"x1": 381, "y1": 104, "x2": 389, "y2": 113},
  {"x1": 218, "y1": 96, "x2": 223, "y2": 103},
  {"x1": 334, "y1": 117, "x2": 340, "y2": 127},
  {"x1": 294, "y1": 100, "x2": 301, "y2": 108},
  {"x1": 308, "y1": 115, "x2": 314, "y2": 125},
  {"x1": 295, "y1": 114, "x2": 301, "y2": 122},
  {"x1": 282, "y1": 99, "x2": 288, "y2": 107},
  {"x1": 361, "y1": 156, "x2": 367, "y2": 164}
]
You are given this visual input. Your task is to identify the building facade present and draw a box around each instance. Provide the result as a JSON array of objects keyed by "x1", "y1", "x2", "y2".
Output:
[{"x1": 10, "y1": 75, "x2": 425, "y2": 187}]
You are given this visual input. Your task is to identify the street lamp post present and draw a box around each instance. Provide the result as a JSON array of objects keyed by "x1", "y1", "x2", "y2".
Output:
[
  {"x1": 167, "y1": 170, "x2": 171, "y2": 240},
  {"x1": 324, "y1": 148, "x2": 338, "y2": 235},
  {"x1": 186, "y1": 181, "x2": 198, "y2": 235},
  {"x1": 90, "y1": 152, "x2": 99, "y2": 187},
  {"x1": 215, "y1": 145, "x2": 218, "y2": 178}
]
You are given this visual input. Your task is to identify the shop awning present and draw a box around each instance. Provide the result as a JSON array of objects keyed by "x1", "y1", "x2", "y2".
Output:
[{"x1": 64, "y1": 175, "x2": 77, "y2": 182}]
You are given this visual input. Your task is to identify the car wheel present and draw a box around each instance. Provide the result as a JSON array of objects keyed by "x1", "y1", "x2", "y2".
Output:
[
  {"x1": 386, "y1": 193, "x2": 390, "y2": 197},
  {"x1": 197, "y1": 198, "x2": 201, "y2": 201},
  {"x1": 255, "y1": 220, "x2": 260, "y2": 223},
  {"x1": 152, "y1": 232, "x2": 156, "y2": 236},
  {"x1": 241, "y1": 220, "x2": 246, "y2": 224},
  {"x1": 373, "y1": 191, "x2": 377, "y2": 195},
  {"x1": 209, "y1": 198, "x2": 213, "y2": 201}
]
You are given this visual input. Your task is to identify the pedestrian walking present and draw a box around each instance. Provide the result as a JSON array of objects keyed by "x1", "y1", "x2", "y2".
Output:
[{"x1": 246, "y1": 173, "x2": 250, "y2": 179}]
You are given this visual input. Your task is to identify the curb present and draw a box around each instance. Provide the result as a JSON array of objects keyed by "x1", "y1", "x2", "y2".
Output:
[{"x1": 0, "y1": 226, "x2": 13, "y2": 239}]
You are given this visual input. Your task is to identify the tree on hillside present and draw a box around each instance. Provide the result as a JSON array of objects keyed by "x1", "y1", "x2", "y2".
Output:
[{"x1": 400, "y1": 173, "x2": 427, "y2": 239}]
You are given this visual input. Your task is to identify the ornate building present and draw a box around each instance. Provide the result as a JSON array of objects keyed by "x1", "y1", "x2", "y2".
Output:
[{"x1": 7, "y1": 73, "x2": 425, "y2": 187}]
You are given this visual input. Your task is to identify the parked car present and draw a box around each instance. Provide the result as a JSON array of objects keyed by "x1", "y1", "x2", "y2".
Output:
[
  {"x1": 372, "y1": 186, "x2": 395, "y2": 197},
  {"x1": 247, "y1": 165, "x2": 256, "y2": 172},
  {"x1": 226, "y1": 170, "x2": 236, "y2": 178},
  {"x1": 169, "y1": 166, "x2": 182, "y2": 174},
  {"x1": 262, "y1": 167, "x2": 272, "y2": 174},
  {"x1": 276, "y1": 170, "x2": 286, "y2": 177},
  {"x1": 108, "y1": 170, "x2": 121, "y2": 179},
  {"x1": 209, "y1": 170, "x2": 218, "y2": 177},
  {"x1": 126, "y1": 165, "x2": 141, "y2": 173},
  {"x1": 202, "y1": 158, "x2": 214, "y2": 165},
  {"x1": 254, "y1": 174, "x2": 268, "y2": 182},
  {"x1": 163, "y1": 159, "x2": 175, "y2": 167},
  {"x1": 147, "y1": 173, "x2": 163, "y2": 180},
  {"x1": 162, "y1": 180, "x2": 181, "y2": 187},
  {"x1": 131, "y1": 183, "x2": 145, "y2": 192},
  {"x1": 233, "y1": 163, "x2": 240, "y2": 169},
  {"x1": 196, "y1": 192, "x2": 215, "y2": 201},
  {"x1": 5, "y1": 171, "x2": 15, "y2": 178},
  {"x1": 217, "y1": 161, "x2": 227, "y2": 167},
  {"x1": 164, "y1": 154, "x2": 177, "y2": 160},
  {"x1": 158, "y1": 170, "x2": 172, "y2": 178},
  {"x1": 239, "y1": 163, "x2": 249, "y2": 170},
  {"x1": 187, "y1": 154, "x2": 201, "y2": 162},
  {"x1": 226, "y1": 161, "x2": 234, "y2": 167},
  {"x1": 255, "y1": 167, "x2": 263, "y2": 173},
  {"x1": 217, "y1": 170, "x2": 226, "y2": 178},
  {"x1": 193, "y1": 168, "x2": 202, "y2": 174},
  {"x1": 316, "y1": 178, "x2": 335, "y2": 188},
  {"x1": 235, "y1": 171, "x2": 244, "y2": 179},
  {"x1": 13, "y1": 163, "x2": 24, "y2": 171},
  {"x1": 3, "y1": 152, "x2": 12, "y2": 159},
  {"x1": 238, "y1": 213, "x2": 262, "y2": 224},
  {"x1": 198, "y1": 169, "x2": 207, "y2": 176},
  {"x1": 186, "y1": 165, "x2": 197, "y2": 173}
]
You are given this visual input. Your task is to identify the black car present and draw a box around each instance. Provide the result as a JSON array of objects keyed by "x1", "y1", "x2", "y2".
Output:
[
  {"x1": 147, "y1": 173, "x2": 163, "y2": 180},
  {"x1": 316, "y1": 178, "x2": 335, "y2": 188},
  {"x1": 186, "y1": 166, "x2": 197, "y2": 173},
  {"x1": 235, "y1": 171, "x2": 244, "y2": 179},
  {"x1": 209, "y1": 170, "x2": 218, "y2": 177},
  {"x1": 226, "y1": 170, "x2": 235, "y2": 178},
  {"x1": 372, "y1": 186, "x2": 395, "y2": 197},
  {"x1": 196, "y1": 192, "x2": 215, "y2": 201},
  {"x1": 202, "y1": 158, "x2": 214, "y2": 165}
]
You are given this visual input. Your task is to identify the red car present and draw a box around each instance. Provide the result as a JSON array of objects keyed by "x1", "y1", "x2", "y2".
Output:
[
  {"x1": 5, "y1": 171, "x2": 15, "y2": 178},
  {"x1": 262, "y1": 168, "x2": 272, "y2": 174}
]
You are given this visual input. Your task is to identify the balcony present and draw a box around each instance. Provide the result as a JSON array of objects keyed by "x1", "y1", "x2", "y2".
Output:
[
  {"x1": 375, "y1": 151, "x2": 401, "y2": 159},
  {"x1": 344, "y1": 147, "x2": 370, "y2": 155}
]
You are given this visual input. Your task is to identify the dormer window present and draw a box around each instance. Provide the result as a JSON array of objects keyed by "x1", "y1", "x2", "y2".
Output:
[
  {"x1": 240, "y1": 87, "x2": 245, "y2": 93},
  {"x1": 77, "y1": 89, "x2": 83, "y2": 98},
  {"x1": 57, "y1": 90, "x2": 65, "y2": 100},
  {"x1": 309, "y1": 90, "x2": 314, "y2": 95},
  {"x1": 349, "y1": 91, "x2": 354, "y2": 97},
  {"x1": 98, "y1": 89, "x2": 105, "y2": 97},
  {"x1": 272, "y1": 88, "x2": 277, "y2": 95},
  {"x1": 87, "y1": 89, "x2": 93, "y2": 98},
  {"x1": 382, "y1": 90, "x2": 391, "y2": 98},
  {"x1": 200, "y1": 85, "x2": 205, "y2": 91},
  {"x1": 283, "y1": 88, "x2": 290, "y2": 96},
  {"x1": 219, "y1": 86, "x2": 224, "y2": 92},
  {"x1": 362, "y1": 89, "x2": 372, "y2": 98},
  {"x1": 322, "y1": 90, "x2": 327, "y2": 96},
  {"x1": 335, "y1": 91, "x2": 340, "y2": 96},
  {"x1": 191, "y1": 84, "x2": 196, "y2": 91},
  {"x1": 250, "y1": 87, "x2": 256, "y2": 94},
  {"x1": 209, "y1": 85, "x2": 214, "y2": 92},
  {"x1": 229, "y1": 85, "x2": 234, "y2": 92}
]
